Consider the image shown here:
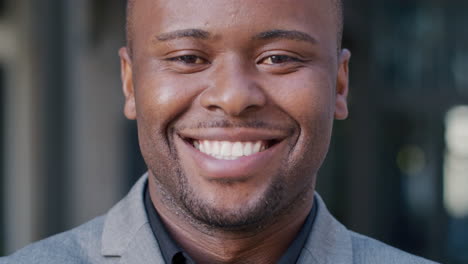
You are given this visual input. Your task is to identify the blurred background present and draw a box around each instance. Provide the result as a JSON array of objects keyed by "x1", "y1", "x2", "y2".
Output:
[{"x1": 0, "y1": 0, "x2": 467, "y2": 263}]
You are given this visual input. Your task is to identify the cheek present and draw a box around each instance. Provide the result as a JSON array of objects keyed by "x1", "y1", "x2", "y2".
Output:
[
  {"x1": 134, "y1": 65, "x2": 207, "y2": 133},
  {"x1": 268, "y1": 69, "x2": 335, "y2": 123},
  {"x1": 136, "y1": 77, "x2": 187, "y2": 124},
  {"x1": 133, "y1": 67, "x2": 204, "y2": 167},
  {"x1": 267, "y1": 69, "x2": 335, "y2": 168}
]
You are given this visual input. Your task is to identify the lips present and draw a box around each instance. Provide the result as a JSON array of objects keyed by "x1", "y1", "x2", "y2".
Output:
[{"x1": 175, "y1": 127, "x2": 290, "y2": 181}]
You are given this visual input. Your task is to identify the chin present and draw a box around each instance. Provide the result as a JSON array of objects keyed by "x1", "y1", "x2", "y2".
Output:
[{"x1": 178, "y1": 174, "x2": 287, "y2": 230}]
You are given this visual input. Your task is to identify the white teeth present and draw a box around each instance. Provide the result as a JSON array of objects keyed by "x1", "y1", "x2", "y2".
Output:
[
  {"x1": 193, "y1": 140, "x2": 268, "y2": 160},
  {"x1": 220, "y1": 141, "x2": 232, "y2": 157},
  {"x1": 243, "y1": 142, "x2": 253, "y2": 156},
  {"x1": 203, "y1": 141, "x2": 211, "y2": 154},
  {"x1": 232, "y1": 142, "x2": 243, "y2": 157},
  {"x1": 199, "y1": 142, "x2": 205, "y2": 152},
  {"x1": 212, "y1": 141, "x2": 220, "y2": 155},
  {"x1": 253, "y1": 141, "x2": 262, "y2": 153}
]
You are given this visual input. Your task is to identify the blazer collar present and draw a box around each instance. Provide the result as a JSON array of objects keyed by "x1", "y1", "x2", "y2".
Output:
[
  {"x1": 101, "y1": 173, "x2": 165, "y2": 263},
  {"x1": 297, "y1": 193, "x2": 354, "y2": 263}
]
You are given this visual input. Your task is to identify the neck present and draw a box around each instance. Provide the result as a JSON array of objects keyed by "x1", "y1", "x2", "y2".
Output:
[{"x1": 148, "y1": 179, "x2": 314, "y2": 264}]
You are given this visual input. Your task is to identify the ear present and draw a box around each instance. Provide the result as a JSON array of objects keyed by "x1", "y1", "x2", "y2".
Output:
[
  {"x1": 119, "y1": 47, "x2": 136, "y2": 120},
  {"x1": 334, "y1": 49, "x2": 351, "y2": 120}
]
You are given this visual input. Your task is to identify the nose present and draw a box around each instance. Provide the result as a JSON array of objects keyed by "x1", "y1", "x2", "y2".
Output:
[{"x1": 200, "y1": 59, "x2": 266, "y2": 117}]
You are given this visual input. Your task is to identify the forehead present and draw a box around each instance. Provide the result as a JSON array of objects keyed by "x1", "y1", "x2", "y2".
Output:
[{"x1": 131, "y1": 0, "x2": 337, "y2": 47}]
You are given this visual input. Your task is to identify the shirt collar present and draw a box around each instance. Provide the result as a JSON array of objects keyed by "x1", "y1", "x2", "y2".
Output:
[
  {"x1": 277, "y1": 198, "x2": 318, "y2": 264},
  {"x1": 144, "y1": 186, "x2": 195, "y2": 264},
  {"x1": 144, "y1": 185, "x2": 317, "y2": 264}
]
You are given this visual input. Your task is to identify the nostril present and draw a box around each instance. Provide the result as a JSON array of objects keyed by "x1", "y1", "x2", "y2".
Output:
[
  {"x1": 199, "y1": 78, "x2": 267, "y2": 117},
  {"x1": 206, "y1": 105, "x2": 221, "y2": 112},
  {"x1": 243, "y1": 104, "x2": 262, "y2": 113}
]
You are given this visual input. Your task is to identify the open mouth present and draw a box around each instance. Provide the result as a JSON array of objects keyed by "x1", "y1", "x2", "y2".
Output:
[{"x1": 183, "y1": 138, "x2": 280, "y2": 160}]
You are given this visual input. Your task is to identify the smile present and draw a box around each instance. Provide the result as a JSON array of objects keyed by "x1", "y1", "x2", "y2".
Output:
[{"x1": 175, "y1": 127, "x2": 290, "y2": 181}]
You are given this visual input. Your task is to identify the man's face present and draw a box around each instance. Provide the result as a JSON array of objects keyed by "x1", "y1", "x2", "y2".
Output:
[{"x1": 121, "y1": 0, "x2": 349, "y2": 228}]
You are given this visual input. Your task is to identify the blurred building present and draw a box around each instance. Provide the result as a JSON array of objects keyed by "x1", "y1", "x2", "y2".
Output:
[
  {"x1": 0, "y1": 0, "x2": 467, "y2": 263},
  {"x1": 0, "y1": 0, "x2": 144, "y2": 254}
]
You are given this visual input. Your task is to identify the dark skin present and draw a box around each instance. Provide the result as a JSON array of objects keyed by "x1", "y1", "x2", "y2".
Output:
[{"x1": 120, "y1": 0, "x2": 350, "y2": 263}]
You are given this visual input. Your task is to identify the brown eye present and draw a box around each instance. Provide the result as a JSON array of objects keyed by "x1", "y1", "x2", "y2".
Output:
[
  {"x1": 260, "y1": 55, "x2": 299, "y2": 65},
  {"x1": 171, "y1": 55, "x2": 207, "y2": 64}
]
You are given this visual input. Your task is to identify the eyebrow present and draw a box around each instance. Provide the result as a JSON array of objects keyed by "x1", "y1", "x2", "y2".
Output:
[
  {"x1": 154, "y1": 28, "x2": 317, "y2": 45},
  {"x1": 253, "y1": 29, "x2": 317, "y2": 44},
  {"x1": 155, "y1": 29, "x2": 211, "y2": 42}
]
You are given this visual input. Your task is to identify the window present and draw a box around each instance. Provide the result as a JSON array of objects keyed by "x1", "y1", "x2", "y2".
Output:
[
  {"x1": 444, "y1": 106, "x2": 468, "y2": 218},
  {"x1": 444, "y1": 106, "x2": 468, "y2": 263}
]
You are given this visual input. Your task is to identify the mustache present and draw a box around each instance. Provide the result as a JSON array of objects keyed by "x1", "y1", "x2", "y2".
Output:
[{"x1": 176, "y1": 120, "x2": 294, "y2": 132}]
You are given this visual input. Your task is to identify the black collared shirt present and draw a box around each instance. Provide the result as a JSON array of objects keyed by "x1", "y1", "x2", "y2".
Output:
[{"x1": 144, "y1": 186, "x2": 317, "y2": 264}]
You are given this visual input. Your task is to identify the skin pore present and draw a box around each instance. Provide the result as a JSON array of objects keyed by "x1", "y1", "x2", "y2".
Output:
[{"x1": 120, "y1": 0, "x2": 350, "y2": 263}]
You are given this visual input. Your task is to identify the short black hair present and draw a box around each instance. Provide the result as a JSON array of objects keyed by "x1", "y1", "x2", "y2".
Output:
[
  {"x1": 125, "y1": 0, "x2": 344, "y2": 52},
  {"x1": 335, "y1": 0, "x2": 344, "y2": 49}
]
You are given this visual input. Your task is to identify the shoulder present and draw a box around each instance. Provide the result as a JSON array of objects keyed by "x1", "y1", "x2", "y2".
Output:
[
  {"x1": 0, "y1": 216, "x2": 107, "y2": 264},
  {"x1": 349, "y1": 231, "x2": 438, "y2": 264},
  {"x1": 0, "y1": 175, "x2": 152, "y2": 264},
  {"x1": 300, "y1": 193, "x2": 439, "y2": 264}
]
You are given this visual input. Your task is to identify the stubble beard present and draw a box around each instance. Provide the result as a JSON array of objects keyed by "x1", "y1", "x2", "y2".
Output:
[
  {"x1": 152, "y1": 148, "x2": 301, "y2": 232},
  {"x1": 178, "y1": 167, "x2": 287, "y2": 231},
  {"x1": 149, "y1": 124, "x2": 314, "y2": 232}
]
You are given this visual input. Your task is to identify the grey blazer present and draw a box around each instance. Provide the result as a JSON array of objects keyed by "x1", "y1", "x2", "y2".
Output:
[{"x1": 1, "y1": 175, "x2": 438, "y2": 264}]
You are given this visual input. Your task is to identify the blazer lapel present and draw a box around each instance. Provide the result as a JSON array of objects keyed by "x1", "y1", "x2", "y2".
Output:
[
  {"x1": 297, "y1": 193, "x2": 354, "y2": 264},
  {"x1": 119, "y1": 224, "x2": 166, "y2": 264},
  {"x1": 100, "y1": 173, "x2": 165, "y2": 263}
]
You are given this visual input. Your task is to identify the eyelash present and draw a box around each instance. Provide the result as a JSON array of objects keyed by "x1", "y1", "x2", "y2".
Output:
[
  {"x1": 258, "y1": 55, "x2": 304, "y2": 65},
  {"x1": 166, "y1": 54, "x2": 304, "y2": 66},
  {"x1": 167, "y1": 55, "x2": 208, "y2": 65}
]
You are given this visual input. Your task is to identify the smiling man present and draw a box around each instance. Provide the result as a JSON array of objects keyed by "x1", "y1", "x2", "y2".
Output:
[{"x1": 1, "y1": 0, "x2": 438, "y2": 263}]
